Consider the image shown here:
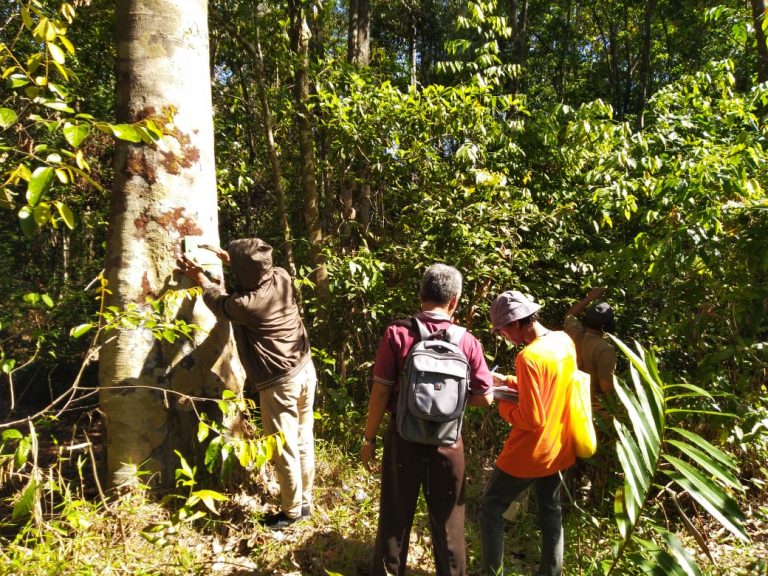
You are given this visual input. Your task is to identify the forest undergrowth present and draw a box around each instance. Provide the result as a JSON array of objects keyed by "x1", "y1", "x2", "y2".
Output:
[{"x1": 1, "y1": 404, "x2": 766, "y2": 576}]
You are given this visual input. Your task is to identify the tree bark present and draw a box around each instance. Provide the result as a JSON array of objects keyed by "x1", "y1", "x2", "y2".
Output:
[
  {"x1": 510, "y1": 0, "x2": 529, "y2": 93},
  {"x1": 751, "y1": 0, "x2": 768, "y2": 84},
  {"x1": 348, "y1": 0, "x2": 370, "y2": 66},
  {"x1": 214, "y1": 13, "x2": 298, "y2": 280},
  {"x1": 637, "y1": 0, "x2": 656, "y2": 128},
  {"x1": 102, "y1": 0, "x2": 243, "y2": 488},
  {"x1": 288, "y1": 0, "x2": 330, "y2": 319}
]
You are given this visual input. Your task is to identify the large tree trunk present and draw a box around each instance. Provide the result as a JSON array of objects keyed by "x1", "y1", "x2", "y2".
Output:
[
  {"x1": 347, "y1": 0, "x2": 370, "y2": 66},
  {"x1": 101, "y1": 0, "x2": 243, "y2": 488}
]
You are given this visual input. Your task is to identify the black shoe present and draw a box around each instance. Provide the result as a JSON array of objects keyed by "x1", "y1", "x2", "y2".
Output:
[
  {"x1": 263, "y1": 511, "x2": 300, "y2": 531},
  {"x1": 300, "y1": 504, "x2": 312, "y2": 518}
]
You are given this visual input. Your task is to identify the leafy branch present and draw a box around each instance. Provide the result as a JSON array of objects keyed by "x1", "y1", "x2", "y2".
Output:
[{"x1": 607, "y1": 336, "x2": 748, "y2": 575}]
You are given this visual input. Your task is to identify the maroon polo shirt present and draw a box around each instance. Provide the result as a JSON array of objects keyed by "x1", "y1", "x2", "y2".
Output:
[{"x1": 373, "y1": 310, "x2": 493, "y2": 412}]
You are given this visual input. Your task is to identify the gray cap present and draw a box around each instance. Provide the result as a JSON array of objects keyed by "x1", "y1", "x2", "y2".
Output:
[{"x1": 490, "y1": 290, "x2": 542, "y2": 333}]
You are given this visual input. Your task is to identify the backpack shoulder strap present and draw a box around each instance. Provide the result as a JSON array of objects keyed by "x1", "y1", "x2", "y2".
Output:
[
  {"x1": 411, "y1": 317, "x2": 431, "y2": 342},
  {"x1": 445, "y1": 324, "x2": 467, "y2": 346}
]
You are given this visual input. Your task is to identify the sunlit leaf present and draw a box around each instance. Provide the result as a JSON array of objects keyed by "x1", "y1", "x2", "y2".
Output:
[
  {"x1": 26, "y1": 167, "x2": 55, "y2": 206},
  {"x1": 0, "y1": 108, "x2": 17, "y2": 129},
  {"x1": 667, "y1": 439, "x2": 742, "y2": 491},
  {"x1": 12, "y1": 478, "x2": 38, "y2": 521},
  {"x1": 668, "y1": 427, "x2": 737, "y2": 471},
  {"x1": 47, "y1": 42, "x2": 66, "y2": 64},
  {"x1": 662, "y1": 532, "x2": 703, "y2": 576},
  {"x1": 111, "y1": 124, "x2": 142, "y2": 143},
  {"x1": 663, "y1": 456, "x2": 748, "y2": 541},
  {"x1": 69, "y1": 323, "x2": 94, "y2": 338},
  {"x1": 33, "y1": 202, "x2": 52, "y2": 226},
  {"x1": 63, "y1": 122, "x2": 90, "y2": 147},
  {"x1": 18, "y1": 205, "x2": 35, "y2": 236}
]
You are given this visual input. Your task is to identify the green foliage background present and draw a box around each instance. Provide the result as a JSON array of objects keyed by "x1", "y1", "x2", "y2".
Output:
[{"x1": 1, "y1": 0, "x2": 767, "y2": 573}]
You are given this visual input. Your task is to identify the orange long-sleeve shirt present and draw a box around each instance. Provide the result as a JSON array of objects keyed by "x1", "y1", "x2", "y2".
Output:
[{"x1": 496, "y1": 331, "x2": 577, "y2": 478}]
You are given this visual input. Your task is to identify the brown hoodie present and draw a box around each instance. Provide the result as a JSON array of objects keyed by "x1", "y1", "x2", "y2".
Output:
[{"x1": 202, "y1": 238, "x2": 310, "y2": 390}]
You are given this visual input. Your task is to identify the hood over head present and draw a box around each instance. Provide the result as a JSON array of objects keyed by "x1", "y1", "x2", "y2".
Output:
[{"x1": 227, "y1": 238, "x2": 274, "y2": 290}]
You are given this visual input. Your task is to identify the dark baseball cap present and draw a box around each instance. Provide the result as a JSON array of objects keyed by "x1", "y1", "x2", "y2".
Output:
[{"x1": 584, "y1": 302, "x2": 614, "y2": 330}]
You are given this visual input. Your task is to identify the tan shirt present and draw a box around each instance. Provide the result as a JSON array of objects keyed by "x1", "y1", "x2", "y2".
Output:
[{"x1": 564, "y1": 315, "x2": 616, "y2": 394}]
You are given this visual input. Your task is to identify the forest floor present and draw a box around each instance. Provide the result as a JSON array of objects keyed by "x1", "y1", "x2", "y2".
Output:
[{"x1": 1, "y1": 408, "x2": 767, "y2": 575}]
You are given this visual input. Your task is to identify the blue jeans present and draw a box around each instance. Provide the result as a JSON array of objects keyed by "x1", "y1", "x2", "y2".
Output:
[{"x1": 480, "y1": 466, "x2": 565, "y2": 576}]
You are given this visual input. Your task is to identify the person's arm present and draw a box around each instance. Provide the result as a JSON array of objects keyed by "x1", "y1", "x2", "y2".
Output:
[
  {"x1": 361, "y1": 381, "x2": 392, "y2": 471},
  {"x1": 467, "y1": 391, "x2": 493, "y2": 407},
  {"x1": 565, "y1": 287, "x2": 607, "y2": 318}
]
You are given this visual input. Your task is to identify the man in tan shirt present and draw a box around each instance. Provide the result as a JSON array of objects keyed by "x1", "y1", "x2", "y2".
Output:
[{"x1": 563, "y1": 287, "x2": 616, "y2": 395}]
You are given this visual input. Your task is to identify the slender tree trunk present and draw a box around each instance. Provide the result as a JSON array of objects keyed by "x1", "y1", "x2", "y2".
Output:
[
  {"x1": 751, "y1": 0, "x2": 768, "y2": 84},
  {"x1": 288, "y1": 0, "x2": 330, "y2": 317},
  {"x1": 409, "y1": 22, "x2": 418, "y2": 87},
  {"x1": 637, "y1": 0, "x2": 656, "y2": 128},
  {"x1": 215, "y1": 14, "x2": 298, "y2": 279},
  {"x1": 510, "y1": 0, "x2": 529, "y2": 93},
  {"x1": 555, "y1": 0, "x2": 573, "y2": 101},
  {"x1": 102, "y1": 0, "x2": 243, "y2": 488}
]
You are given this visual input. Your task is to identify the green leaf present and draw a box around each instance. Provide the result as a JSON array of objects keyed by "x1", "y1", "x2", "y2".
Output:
[
  {"x1": 33, "y1": 203, "x2": 52, "y2": 226},
  {"x1": 614, "y1": 485, "x2": 631, "y2": 540},
  {"x1": 21, "y1": 7, "x2": 33, "y2": 28},
  {"x1": 614, "y1": 379, "x2": 658, "y2": 467},
  {"x1": 12, "y1": 478, "x2": 38, "y2": 521},
  {"x1": 18, "y1": 205, "x2": 35, "y2": 237},
  {"x1": 663, "y1": 456, "x2": 748, "y2": 541},
  {"x1": 47, "y1": 42, "x2": 66, "y2": 64},
  {"x1": 69, "y1": 323, "x2": 94, "y2": 338},
  {"x1": 2, "y1": 429, "x2": 24, "y2": 441},
  {"x1": 0, "y1": 107, "x2": 17, "y2": 129},
  {"x1": 662, "y1": 532, "x2": 702, "y2": 576},
  {"x1": 53, "y1": 201, "x2": 76, "y2": 229},
  {"x1": 110, "y1": 124, "x2": 142, "y2": 143},
  {"x1": 41, "y1": 294, "x2": 54, "y2": 308},
  {"x1": 41, "y1": 100, "x2": 74, "y2": 113},
  {"x1": 204, "y1": 436, "x2": 223, "y2": 472},
  {"x1": 191, "y1": 489, "x2": 228, "y2": 514},
  {"x1": 615, "y1": 419, "x2": 652, "y2": 489},
  {"x1": 668, "y1": 427, "x2": 737, "y2": 471},
  {"x1": 26, "y1": 167, "x2": 55, "y2": 206},
  {"x1": 615, "y1": 438, "x2": 641, "y2": 523},
  {"x1": 63, "y1": 122, "x2": 90, "y2": 147},
  {"x1": 667, "y1": 439, "x2": 742, "y2": 491}
]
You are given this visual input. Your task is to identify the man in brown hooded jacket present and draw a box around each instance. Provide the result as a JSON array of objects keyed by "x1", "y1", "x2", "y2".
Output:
[{"x1": 179, "y1": 238, "x2": 316, "y2": 530}]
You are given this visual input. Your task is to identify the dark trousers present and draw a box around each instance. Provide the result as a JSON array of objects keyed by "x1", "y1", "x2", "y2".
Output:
[
  {"x1": 371, "y1": 420, "x2": 467, "y2": 576},
  {"x1": 480, "y1": 467, "x2": 565, "y2": 576}
]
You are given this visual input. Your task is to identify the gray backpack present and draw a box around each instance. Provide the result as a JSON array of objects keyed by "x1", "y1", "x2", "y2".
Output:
[{"x1": 396, "y1": 317, "x2": 470, "y2": 446}]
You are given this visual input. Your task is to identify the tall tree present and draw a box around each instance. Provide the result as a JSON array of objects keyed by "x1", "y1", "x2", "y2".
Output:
[
  {"x1": 348, "y1": 0, "x2": 371, "y2": 66},
  {"x1": 100, "y1": 0, "x2": 243, "y2": 487},
  {"x1": 288, "y1": 0, "x2": 330, "y2": 319}
]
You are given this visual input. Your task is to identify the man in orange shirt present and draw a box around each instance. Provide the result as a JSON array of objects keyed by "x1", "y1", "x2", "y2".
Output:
[{"x1": 480, "y1": 290, "x2": 577, "y2": 576}]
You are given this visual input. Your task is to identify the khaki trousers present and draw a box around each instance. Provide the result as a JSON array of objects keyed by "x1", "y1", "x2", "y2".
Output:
[{"x1": 259, "y1": 360, "x2": 317, "y2": 517}]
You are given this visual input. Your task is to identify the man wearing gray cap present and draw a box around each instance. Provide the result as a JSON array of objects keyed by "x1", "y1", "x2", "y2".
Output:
[
  {"x1": 564, "y1": 287, "x2": 616, "y2": 395},
  {"x1": 480, "y1": 290, "x2": 577, "y2": 576}
]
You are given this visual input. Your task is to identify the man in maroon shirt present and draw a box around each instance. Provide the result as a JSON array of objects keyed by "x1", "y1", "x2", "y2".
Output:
[{"x1": 361, "y1": 264, "x2": 494, "y2": 576}]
